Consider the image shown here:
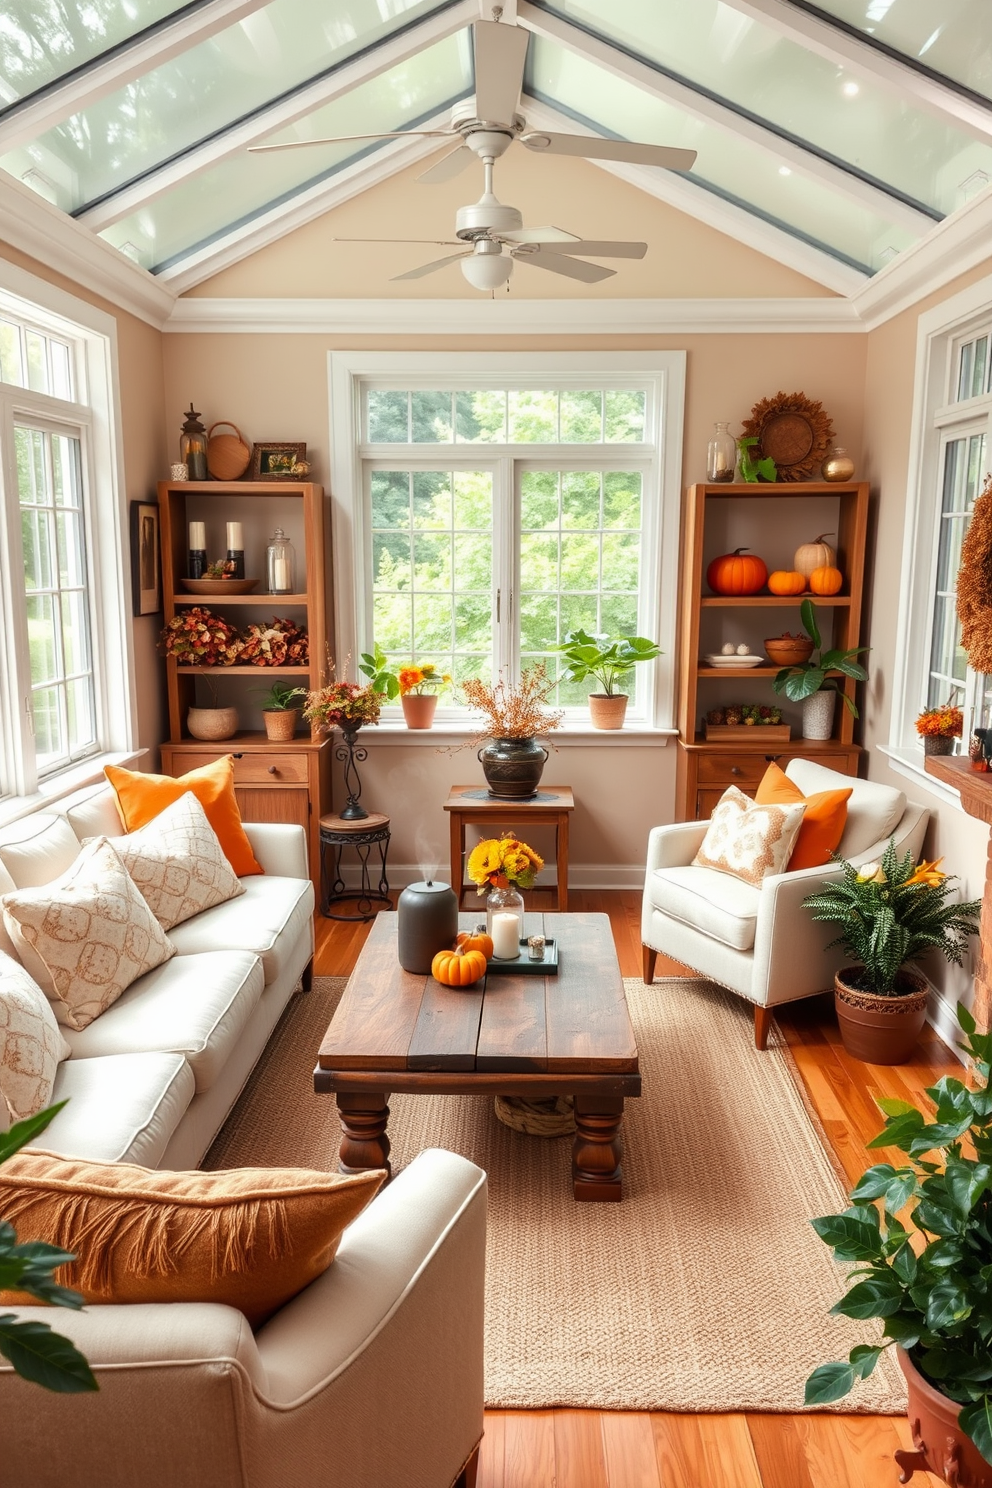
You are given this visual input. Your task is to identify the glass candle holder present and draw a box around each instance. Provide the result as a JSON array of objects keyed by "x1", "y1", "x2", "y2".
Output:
[
  {"x1": 706, "y1": 421, "x2": 736, "y2": 483},
  {"x1": 486, "y1": 885, "x2": 524, "y2": 958},
  {"x1": 266, "y1": 526, "x2": 296, "y2": 594}
]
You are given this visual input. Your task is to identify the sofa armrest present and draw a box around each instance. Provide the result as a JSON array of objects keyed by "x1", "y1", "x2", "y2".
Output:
[
  {"x1": 241, "y1": 822, "x2": 309, "y2": 879},
  {"x1": 645, "y1": 821, "x2": 708, "y2": 873}
]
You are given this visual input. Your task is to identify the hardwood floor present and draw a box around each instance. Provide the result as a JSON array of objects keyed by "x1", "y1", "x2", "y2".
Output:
[{"x1": 314, "y1": 889, "x2": 953, "y2": 1488}]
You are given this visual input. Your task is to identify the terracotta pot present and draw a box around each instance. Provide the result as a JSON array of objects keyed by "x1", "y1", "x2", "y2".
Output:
[
  {"x1": 262, "y1": 708, "x2": 299, "y2": 742},
  {"x1": 187, "y1": 706, "x2": 239, "y2": 741},
  {"x1": 833, "y1": 967, "x2": 929, "y2": 1065},
  {"x1": 478, "y1": 736, "x2": 548, "y2": 798},
  {"x1": 923, "y1": 734, "x2": 956, "y2": 757},
  {"x1": 588, "y1": 693, "x2": 628, "y2": 730},
  {"x1": 401, "y1": 693, "x2": 438, "y2": 730},
  {"x1": 895, "y1": 1348, "x2": 992, "y2": 1487}
]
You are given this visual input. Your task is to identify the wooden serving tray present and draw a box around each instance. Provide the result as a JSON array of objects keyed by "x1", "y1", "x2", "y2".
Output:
[{"x1": 703, "y1": 723, "x2": 791, "y2": 742}]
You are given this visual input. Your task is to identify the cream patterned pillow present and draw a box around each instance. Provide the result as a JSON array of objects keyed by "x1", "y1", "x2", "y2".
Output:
[
  {"x1": 0, "y1": 950, "x2": 71, "y2": 1122},
  {"x1": 693, "y1": 786, "x2": 807, "y2": 886},
  {"x1": 99, "y1": 792, "x2": 245, "y2": 931},
  {"x1": 1, "y1": 839, "x2": 175, "y2": 1031}
]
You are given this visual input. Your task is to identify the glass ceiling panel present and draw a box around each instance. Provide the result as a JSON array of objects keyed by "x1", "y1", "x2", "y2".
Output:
[
  {"x1": 804, "y1": 1, "x2": 992, "y2": 102},
  {"x1": 0, "y1": 0, "x2": 188, "y2": 104},
  {"x1": 98, "y1": 31, "x2": 470, "y2": 272},
  {"x1": 526, "y1": 37, "x2": 918, "y2": 273},
  {"x1": 0, "y1": 0, "x2": 451, "y2": 215},
  {"x1": 534, "y1": 0, "x2": 992, "y2": 217}
]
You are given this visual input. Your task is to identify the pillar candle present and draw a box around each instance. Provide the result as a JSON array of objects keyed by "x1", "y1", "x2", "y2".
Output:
[
  {"x1": 491, "y1": 912, "x2": 520, "y2": 959},
  {"x1": 226, "y1": 521, "x2": 243, "y2": 550},
  {"x1": 188, "y1": 521, "x2": 206, "y2": 549},
  {"x1": 273, "y1": 556, "x2": 289, "y2": 590}
]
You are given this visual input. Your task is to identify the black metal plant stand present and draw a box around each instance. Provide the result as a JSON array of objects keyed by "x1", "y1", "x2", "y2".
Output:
[{"x1": 336, "y1": 726, "x2": 369, "y2": 821}]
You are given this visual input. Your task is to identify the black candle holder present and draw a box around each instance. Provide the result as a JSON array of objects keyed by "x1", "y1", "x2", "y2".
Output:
[{"x1": 336, "y1": 726, "x2": 369, "y2": 820}]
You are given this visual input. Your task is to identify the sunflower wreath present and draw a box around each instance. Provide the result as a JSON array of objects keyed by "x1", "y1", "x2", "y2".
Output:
[{"x1": 740, "y1": 390, "x2": 835, "y2": 483}]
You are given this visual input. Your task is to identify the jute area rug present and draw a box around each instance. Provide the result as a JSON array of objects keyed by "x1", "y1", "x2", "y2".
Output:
[{"x1": 205, "y1": 974, "x2": 905, "y2": 1414}]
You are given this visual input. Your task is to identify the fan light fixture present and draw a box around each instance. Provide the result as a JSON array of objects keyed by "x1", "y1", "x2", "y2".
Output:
[{"x1": 461, "y1": 250, "x2": 512, "y2": 291}]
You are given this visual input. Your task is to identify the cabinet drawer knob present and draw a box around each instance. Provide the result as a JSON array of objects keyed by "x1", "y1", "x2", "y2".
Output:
[
  {"x1": 730, "y1": 766, "x2": 742, "y2": 776},
  {"x1": 231, "y1": 752, "x2": 244, "y2": 759},
  {"x1": 268, "y1": 765, "x2": 279, "y2": 776}
]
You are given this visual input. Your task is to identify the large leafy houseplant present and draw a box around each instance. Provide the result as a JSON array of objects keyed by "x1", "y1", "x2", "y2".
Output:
[
  {"x1": 771, "y1": 597, "x2": 868, "y2": 716},
  {"x1": 0, "y1": 1103, "x2": 97, "y2": 1393},
  {"x1": 805, "y1": 1003, "x2": 992, "y2": 1469},
  {"x1": 551, "y1": 629, "x2": 662, "y2": 697}
]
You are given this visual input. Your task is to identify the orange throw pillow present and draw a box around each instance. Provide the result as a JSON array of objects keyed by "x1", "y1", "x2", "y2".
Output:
[
  {"x1": 105, "y1": 757, "x2": 263, "y2": 877},
  {"x1": 755, "y1": 761, "x2": 851, "y2": 871},
  {"x1": 0, "y1": 1150, "x2": 385, "y2": 1327}
]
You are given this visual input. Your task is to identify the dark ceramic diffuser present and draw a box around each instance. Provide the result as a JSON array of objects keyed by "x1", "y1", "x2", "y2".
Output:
[{"x1": 397, "y1": 880, "x2": 458, "y2": 974}]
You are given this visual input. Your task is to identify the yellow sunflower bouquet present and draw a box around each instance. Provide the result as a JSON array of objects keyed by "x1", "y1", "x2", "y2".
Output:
[{"x1": 467, "y1": 836, "x2": 544, "y2": 893}]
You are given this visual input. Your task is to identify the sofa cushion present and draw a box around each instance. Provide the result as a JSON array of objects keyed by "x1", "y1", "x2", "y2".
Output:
[
  {"x1": 103, "y1": 793, "x2": 245, "y2": 931},
  {"x1": 755, "y1": 761, "x2": 852, "y2": 870},
  {"x1": 167, "y1": 875, "x2": 314, "y2": 983},
  {"x1": 693, "y1": 786, "x2": 806, "y2": 886},
  {"x1": 1, "y1": 840, "x2": 176, "y2": 1031},
  {"x1": 0, "y1": 1150, "x2": 385, "y2": 1326},
  {"x1": 647, "y1": 865, "x2": 761, "y2": 951},
  {"x1": 105, "y1": 758, "x2": 263, "y2": 878},
  {"x1": 61, "y1": 950, "x2": 265, "y2": 1094},
  {"x1": 0, "y1": 860, "x2": 17, "y2": 963},
  {"x1": 785, "y1": 759, "x2": 906, "y2": 859},
  {"x1": 0, "y1": 950, "x2": 71, "y2": 1122},
  {"x1": 0, "y1": 813, "x2": 80, "y2": 889},
  {"x1": 62, "y1": 782, "x2": 126, "y2": 841},
  {"x1": 48, "y1": 1052, "x2": 196, "y2": 1166}
]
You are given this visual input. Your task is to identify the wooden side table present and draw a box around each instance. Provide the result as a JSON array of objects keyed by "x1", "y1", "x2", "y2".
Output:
[
  {"x1": 319, "y1": 811, "x2": 391, "y2": 922},
  {"x1": 443, "y1": 786, "x2": 574, "y2": 910}
]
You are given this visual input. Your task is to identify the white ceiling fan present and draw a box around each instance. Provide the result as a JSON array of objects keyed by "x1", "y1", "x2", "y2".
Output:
[{"x1": 248, "y1": 7, "x2": 697, "y2": 292}]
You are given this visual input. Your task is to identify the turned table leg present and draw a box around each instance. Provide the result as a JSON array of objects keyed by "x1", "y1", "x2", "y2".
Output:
[
  {"x1": 572, "y1": 1095, "x2": 624, "y2": 1201},
  {"x1": 336, "y1": 1091, "x2": 391, "y2": 1177}
]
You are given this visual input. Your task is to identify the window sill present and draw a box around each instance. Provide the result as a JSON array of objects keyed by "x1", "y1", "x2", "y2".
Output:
[
  {"x1": 876, "y1": 744, "x2": 967, "y2": 810},
  {"x1": 0, "y1": 749, "x2": 146, "y2": 830},
  {"x1": 361, "y1": 722, "x2": 678, "y2": 747}
]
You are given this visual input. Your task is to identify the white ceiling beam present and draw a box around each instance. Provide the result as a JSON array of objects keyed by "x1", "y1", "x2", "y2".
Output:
[
  {"x1": 0, "y1": 0, "x2": 271, "y2": 154},
  {"x1": 77, "y1": 0, "x2": 478, "y2": 231},
  {"x1": 520, "y1": 97, "x2": 868, "y2": 295},
  {"x1": 718, "y1": 0, "x2": 992, "y2": 145},
  {"x1": 154, "y1": 117, "x2": 454, "y2": 292},
  {"x1": 516, "y1": 0, "x2": 935, "y2": 236}
]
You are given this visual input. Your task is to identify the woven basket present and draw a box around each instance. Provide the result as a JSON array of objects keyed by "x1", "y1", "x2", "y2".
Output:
[{"x1": 206, "y1": 422, "x2": 250, "y2": 481}]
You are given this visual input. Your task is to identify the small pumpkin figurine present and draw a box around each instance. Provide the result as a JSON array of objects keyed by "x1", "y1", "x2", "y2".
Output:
[
  {"x1": 432, "y1": 945, "x2": 488, "y2": 987},
  {"x1": 794, "y1": 533, "x2": 836, "y2": 579},
  {"x1": 767, "y1": 569, "x2": 806, "y2": 596},
  {"x1": 808, "y1": 564, "x2": 843, "y2": 595},
  {"x1": 456, "y1": 925, "x2": 495, "y2": 959},
  {"x1": 706, "y1": 547, "x2": 768, "y2": 595}
]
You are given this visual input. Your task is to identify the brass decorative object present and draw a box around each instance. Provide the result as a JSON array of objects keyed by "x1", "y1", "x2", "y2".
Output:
[
  {"x1": 741, "y1": 391, "x2": 835, "y2": 483},
  {"x1": 821, "y1": 446, "x2": 855, "y2": 482}
]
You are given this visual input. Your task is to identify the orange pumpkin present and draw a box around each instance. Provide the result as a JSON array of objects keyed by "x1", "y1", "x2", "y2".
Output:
[
  {"x1": 456, "y1": 927, "x2": 495, "y2": 959},
  {"x1": 809, "y1": 565, "x2": 843, "y2": 595},
  {"x1": 794, "y1": 533, "x2": 836, "y2": 579},
  {"x1": 706, "y1": 548, "x2": 768, "y2": 595},
  {"x1": 767, "y1": 569, "x2": 806, "y2": 596},
  {"x1": 432, "y1": 946, "x2": 488, "y2": 987}
]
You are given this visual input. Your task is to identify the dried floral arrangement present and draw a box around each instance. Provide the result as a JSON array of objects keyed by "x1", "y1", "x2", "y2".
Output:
[
  {"x1": 303, "y1": 658, "x2": 381, "y2": 731},
  {"x1": 238, "y1": 617, "x2": 309, "y2": 667},
  {"x1": 461, "y1": 664, "x2": 564, "y2": 742},
  {"x1": 705, "y1": 704, "x2": 784, "y2": 726},
  {"x1": 159, "y1": 608, "x2": 308, "y2": 666},
  {"x1": 957, "y1": 472, "x2": 992, "y2": 672},
  {"x1": 915, "y1": 703, "x2": 963, "y2": 738}
]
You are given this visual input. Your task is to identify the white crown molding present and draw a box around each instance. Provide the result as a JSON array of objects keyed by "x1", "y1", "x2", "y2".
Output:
[
  {"x1": 164, "y1": 295, "x2": 861, "y2": 334},
  {"x1": 0, "y1": 171, "x2": 175, "y2": 328},
  {"x1": 851, "y1": 188, "x2": 992, "y2": 330}
]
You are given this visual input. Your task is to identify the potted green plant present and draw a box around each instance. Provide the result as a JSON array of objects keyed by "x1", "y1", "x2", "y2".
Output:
[
  {"x1": 358, "y1": 643, "x2": 399, "y2": 701},
  {"x1": 551, "y1": 629, "x2": 662, "y2": 730},
  {"x1": 770, "y1": 597, "x2": 868, "y2": 740},
  {"x1": 806, "y1": 1003, "x2": 992, "y2": 1485},
  {"x1": 802, "y1": 841, "x2": 981, "y2": 1064},
  {"x1": 253, "y1": 679, "x2": 306, "y2": 742}
]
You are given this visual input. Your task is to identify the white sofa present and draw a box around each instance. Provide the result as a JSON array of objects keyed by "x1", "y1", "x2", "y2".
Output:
[{"x1": 0, "y1": 780, "x2": 315, "y2": 1169}]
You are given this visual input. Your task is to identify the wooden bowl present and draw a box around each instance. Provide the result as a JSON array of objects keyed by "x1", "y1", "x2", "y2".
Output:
[
  {"x1": 180, "y1": 578, "x2": 259, "y2": 595},
  {"x1": 764, "y1": 637, "x2": 814, "y2": 667}
]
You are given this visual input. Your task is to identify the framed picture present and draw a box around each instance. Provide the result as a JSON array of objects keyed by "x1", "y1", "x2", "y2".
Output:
[
  {"x1": 130, "y1": 500, "x2": 161, "y2": 616},
  {"x1": 250, "y1": 441, "x2": 308, "y2": 480}
]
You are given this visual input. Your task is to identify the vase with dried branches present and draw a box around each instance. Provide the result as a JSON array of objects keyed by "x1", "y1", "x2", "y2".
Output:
[{"x1": 460, "y1": 665, "x2": 563, "y2": 799}]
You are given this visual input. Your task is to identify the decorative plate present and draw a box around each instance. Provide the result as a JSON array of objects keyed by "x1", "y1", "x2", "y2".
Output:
[
  {"x1": 741, "y1": 391, "x2": 835, "y2": 482},
  {"x1": 180, "y1": 578, "x2": 260, "y2": 595},
  {"x1": 703, "y1": 654, "x2": 765, "y2": 667}
]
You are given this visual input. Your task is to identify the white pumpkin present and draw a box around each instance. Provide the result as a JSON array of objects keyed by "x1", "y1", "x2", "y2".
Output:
[{"x1": 794, "y1": 532, "x2": 836, "y2": 579}]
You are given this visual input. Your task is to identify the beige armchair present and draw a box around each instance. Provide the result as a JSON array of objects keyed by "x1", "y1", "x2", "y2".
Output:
[
  {"x1": 642, "y1": 759, "x2": 929, "y2": 1048},
  {"x1": 0, "y1": 1149, "x2": 486, "y2": 1488}
]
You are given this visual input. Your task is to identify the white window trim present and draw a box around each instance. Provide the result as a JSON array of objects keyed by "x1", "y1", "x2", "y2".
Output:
[
  {"x1": 887, "y1": 269, "x2": 992, "y2": 805},
  {"x1": 328, "y1": 350, "x2": 686, "y2": 735},
  {"x1": 0, "y1": 257, "x2": 137, "y2": 813}
]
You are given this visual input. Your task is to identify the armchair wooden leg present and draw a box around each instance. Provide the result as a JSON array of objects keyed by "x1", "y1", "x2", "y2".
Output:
[
  {"x1": 300, "y1": 957, "x2": 313, "y2": 992},
  {"x1": 642, "y1": 944, "x2": 658, "y2": 985},
  {"x1": 453, "y1": 1443, "x2": 480, "y2": 1488},
  {"x1": 754, "y1": 1005, "x2": 774, "y2": 1050}
]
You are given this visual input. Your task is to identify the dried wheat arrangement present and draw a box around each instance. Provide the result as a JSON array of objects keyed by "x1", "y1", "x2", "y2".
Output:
[{"x1": 957, "y1": 472, "x2": 992, "y2": 673}]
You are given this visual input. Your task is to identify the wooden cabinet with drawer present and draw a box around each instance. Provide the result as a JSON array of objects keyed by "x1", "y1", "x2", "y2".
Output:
[{"x1": 679, "y1": 740, "x2": 861, "y2": 823}]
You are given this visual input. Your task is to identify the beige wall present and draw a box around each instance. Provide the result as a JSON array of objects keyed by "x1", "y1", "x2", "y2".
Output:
[{"x1": 0, "y1": 244, "x2": 169, "y2": 762}]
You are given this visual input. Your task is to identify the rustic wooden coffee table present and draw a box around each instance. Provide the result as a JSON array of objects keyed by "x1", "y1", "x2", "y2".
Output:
[{"x1": 315, "y1": 911, "x2": 641, "y2": 1201}]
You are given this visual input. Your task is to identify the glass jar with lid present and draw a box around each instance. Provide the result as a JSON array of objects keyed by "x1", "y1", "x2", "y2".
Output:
[{"x1": 266, "y1": 526, "x2": 296, "y2": 594}]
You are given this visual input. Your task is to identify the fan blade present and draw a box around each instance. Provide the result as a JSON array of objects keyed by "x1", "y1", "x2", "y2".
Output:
[
  {"x1": 512, "y1": 250, "x2": 615, "y2": 283},
  {"x1": 331, "y1": 237, "x2": 461, "y2": 245},
  {"x1": 539, "y1": 240, "x2": 647, "y2": 259},
  {"x1": 473, "y1": 19, "x2": 528, "y2": 123},
  {"x1": 499, "y1": 225, "x2": 580, "y2": 244},
  {"x1": 520, "y1": 132, "x2": 696, "y2": 171},
  {"x1": 416, "y1": 146, "x2": 474, "y2": 184},
  {"x1": 249, "y1": 130, "x2": 453, "y2": 154},
  {"x1": 391, "y1": 252, "x2": 471, "y2": 281}
]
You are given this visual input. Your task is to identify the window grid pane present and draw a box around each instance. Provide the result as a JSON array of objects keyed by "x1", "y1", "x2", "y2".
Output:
[
  {"x1": 365, "y1": 389, "x2": 647, "y2": 445},
  {"x1": 927, "y1": 431, "x2": 988, "y2": 720}
]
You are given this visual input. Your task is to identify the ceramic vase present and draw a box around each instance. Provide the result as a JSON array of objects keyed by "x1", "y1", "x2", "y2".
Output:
[
  {"x1": 802, "y1": 690, "x2": 835, "y2": 740},
  {"x1": 187, "y1": 706, "x2": 239, "y2": 741},
  {"x1": 401, "y1": 694, "x2": 438, "y2": 730},
  {"x1": 477, "y1": 736, "x2": 548, "y2": 798},
  {"x1": 833, "y1": 968, "x2": 929, "y2": 1065}
]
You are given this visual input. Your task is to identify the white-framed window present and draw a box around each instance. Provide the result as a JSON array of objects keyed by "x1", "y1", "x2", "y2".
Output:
[
  {"x1": 890, "y1": 274, "x2": 992, "y2": 775},
  {"x1": 329, "y1": 353, "x2": 685, "y2": 729},
  {"x1": 0, "y1": 260, "x2": 135, "y2": 805}
]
